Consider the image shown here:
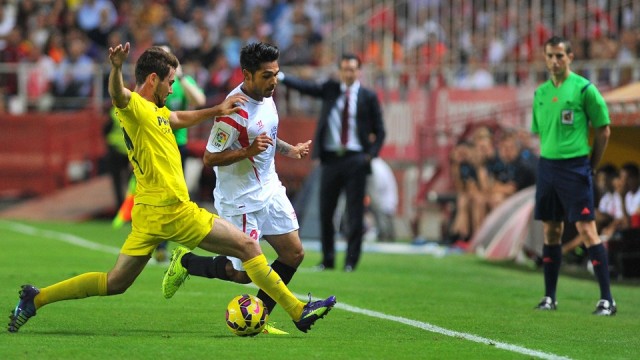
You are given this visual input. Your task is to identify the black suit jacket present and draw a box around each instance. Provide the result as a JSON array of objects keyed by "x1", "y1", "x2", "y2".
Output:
[{"x1": 280, "y1": 75, "x2": 386, "y2": 163}]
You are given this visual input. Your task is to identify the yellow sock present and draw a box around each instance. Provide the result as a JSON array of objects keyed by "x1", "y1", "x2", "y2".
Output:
[
  {"x1": 35, "y1": 272, "x2": 108, "y2": 309},
  {"x1": 242, "y1": 254, "x2": 303, "y2": 320}
]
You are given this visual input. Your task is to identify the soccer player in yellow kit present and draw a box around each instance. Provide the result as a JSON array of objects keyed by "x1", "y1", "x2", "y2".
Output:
[{"x1": 8, "y1": 42, "x2": 335, "y2": 334}]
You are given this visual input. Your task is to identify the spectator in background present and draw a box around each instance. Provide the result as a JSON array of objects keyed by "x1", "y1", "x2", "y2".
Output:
[
  {"x1": 446, "y1": 128, "x2": 497, "y2": 246},
  {"x1": 367, "y1": 158, "x2": 398, "y2": 242},
  {"x1": 0, "y1": 27, "x2": 30, "y2": 100},
  {"x1": 587, "y1": 33, "x2": 617, "y2": 86},
  {"x1": 362, "y1": 12, "x2": 403, "y2": 90},
  {"x1": 15, "y1": 0, "x2": 40, "y2": 39},
  {"x1": 249, "y1": 5, "x2": 272, "y2": 43},
  {"x1": 191, "y1": 22, "x2": 220, "y2": 70},
  {"x1": 454, "y1": 54, "x2": 495, "y2": 90},
  {"x1": 202, "y1": 0, "x2": 230, "y2": 44},
  {"x1": 237, "y1": 19, "x2": 259, "y2": 50},
  {"x1": 619, "y1": 162, "x2": 640, "y2": 229},
  {"x1": 77, "y1": 0, "x2": 117, "y2": 48},
  {"x1": 447, "y1": 141, "x2": 477, "y2": 243},
  {"x1": 128, "y1": 24, "x2": 154, "y2": 62},
  {"x1": 43, "y1": 30, "x2": 66, "y2": 63},
  {"x1": 205, "y1": 51, "x2": 241, "y2": 105},
  {"x1": 468, "y1": 130, "x2": 497, "y2": 238},
  {"x1": 0, "y1": 0, "x2": 17, "y2": 51},
  {"x1": 615, "y1": 29, "x2": 637, "y2": 86},
  {"x1": 26, "y1": 41, "x2": 55, "y2": 111},
  {"x1": 220, "y1": 22, "x2": 242, "y2": 68},
  {"x1": 403, "y1": 8, "x2": 445, "y2": 53},
  {"x1": 515, "y1": 128, "x2": 539, "y2": 170},
  {"x1": 174, "y1": 4, "x2": 204, "y2": 53},
  {"x1": 272, "y1": 0, "x2": 315, "y2": 52},
  {"x1": 278, "y1": 53, "x2": 386, "y2": 272},
  {"x1": 24, "y1": 5, "x2": 51, "y2": 51},
  {"x1": 52, "y1": 32, "x2": 94, "y2": 109},
  {"x1": 594, "y1": 164, "x2": 624, "y2": 238},
  {"x1": 486, "y1": 132, "x2": 536, "y2": 210},
  {"x1": 419, "y1": 31, "x2": 448, "y2": 88},
  {"x1": 279, "y1": 24, "x2": 313, "y2": 66},
  {"x1": 170, "y1": 0, "x2": 192, "y2": 24},
  {"x1": 131, "y1": 0, "x2": 166, "y2": 30},
  {"x1": 160, "y1": 24, "x2": 186, "y2": 62}
]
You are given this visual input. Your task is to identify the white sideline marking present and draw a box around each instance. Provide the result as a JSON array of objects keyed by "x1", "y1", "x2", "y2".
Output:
[
  {"x1": 331, "y1": 302, "x2": 572, "y2": 360},
  {"x1": 1, "y1": 221, "x2": 571, "y2": 360},
  {"x1": 1, "y1": 221, "x2": 121, "y2": 254}
]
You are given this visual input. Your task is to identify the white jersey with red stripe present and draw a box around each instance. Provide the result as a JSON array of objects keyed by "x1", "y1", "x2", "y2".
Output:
[{"x1": 206, "y1": 84, "x2": 282, "y2": 216}]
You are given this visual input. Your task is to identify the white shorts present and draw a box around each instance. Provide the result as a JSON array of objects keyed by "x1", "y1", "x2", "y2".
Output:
[{"x1": 225, "y1": 187, "x2": 299, "y2": 271}]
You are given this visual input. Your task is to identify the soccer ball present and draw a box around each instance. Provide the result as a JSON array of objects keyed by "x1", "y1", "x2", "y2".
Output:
[{"x1": 225, "y1": 294, "x2": 269, "y2": 336}]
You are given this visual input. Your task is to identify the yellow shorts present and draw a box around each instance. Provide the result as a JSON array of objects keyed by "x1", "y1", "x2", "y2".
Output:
[{"x1": 121, "y1": 201, "x2": 217, "y2": 256}]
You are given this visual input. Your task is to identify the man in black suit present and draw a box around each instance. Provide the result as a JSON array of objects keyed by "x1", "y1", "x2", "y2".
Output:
[{"x1": 278, "y1": 54, "x2": 386, "y2": 272}]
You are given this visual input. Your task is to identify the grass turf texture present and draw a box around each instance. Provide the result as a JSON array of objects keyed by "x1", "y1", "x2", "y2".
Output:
[{"x1": 1, "y1": 220, "x2": 639, "y2": 360}]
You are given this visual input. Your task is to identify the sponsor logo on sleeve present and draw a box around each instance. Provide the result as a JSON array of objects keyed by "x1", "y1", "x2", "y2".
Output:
[{"x1": 212, "y1": 128, "x2": 231, "y2": 149}]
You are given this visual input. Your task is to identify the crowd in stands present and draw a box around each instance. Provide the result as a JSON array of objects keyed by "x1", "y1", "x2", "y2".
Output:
[
  {"x1": 437, "y1": 123, "x2": 640, "y2": 261},
  {"x1": 0, "y1": 0, "x2": 330, "y2": 111},
  {"x1": 445, "y1": 125, "x2": 537, "y2": 247},
  {"x1": 1, "y1": 0, "x2": 639, "y2": 251},
  {"x1": 2, "y1": 1, "x2": 640, "y2": 112}
]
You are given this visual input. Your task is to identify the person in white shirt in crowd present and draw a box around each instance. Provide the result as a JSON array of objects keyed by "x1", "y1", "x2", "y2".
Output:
[
  {"x1": 619, "y1": 162, "x2": 640, "y2": 229},
  {"x1": 366, "y1": 158, "x2": 398, "y2": 242}
]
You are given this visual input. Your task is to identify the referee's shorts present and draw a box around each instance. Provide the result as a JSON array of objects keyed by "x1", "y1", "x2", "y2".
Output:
[{"x1": 534, "y1": 156, "x2": 595, "y2": 223}]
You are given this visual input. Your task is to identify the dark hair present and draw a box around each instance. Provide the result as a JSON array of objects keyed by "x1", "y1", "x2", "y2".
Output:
[
  {"x1": 134, "y1": 46, "x2": 179, "y2": 86},
  {"x1": 544, "y1": 36, "x2": 573, "y2": 54},
  {"x1": 597, "y1": 163, "x2": 618, "y2": 178},
  {"x1": 621, "y1": 162, "x2": 640, "y2": 179},
  {"x1": 340, "y1": 53, "x2": 361, "y2": 68},
  {"x1": 240, "y1": 42, "x2": 279, "y2": 74}
]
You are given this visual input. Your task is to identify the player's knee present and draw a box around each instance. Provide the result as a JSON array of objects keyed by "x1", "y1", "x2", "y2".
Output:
[
  {"x1": 233, "y1": 240, "x2": 263, "y2": 264},
  {"x1": 575, "y1": 221, "x2": 600, "y2": 246},
  {"x1": 280, "y1": 248, "x2": 304, "y2": 268},
  {"x1": 544, "y1": 227, "x2": 563, "y2": 244},
  {"x1": 294, "y1": 248, "x2": 305, "y2": 266}
]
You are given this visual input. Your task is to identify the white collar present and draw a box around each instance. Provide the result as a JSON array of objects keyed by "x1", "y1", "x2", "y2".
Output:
[{"x1": 341, "y1": 81, "x2": 361, "y2": 94}]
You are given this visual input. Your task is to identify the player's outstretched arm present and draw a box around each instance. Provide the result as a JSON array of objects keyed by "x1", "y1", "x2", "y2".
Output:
[
  {"x1": 276, "y1": 138, "x2": 312, "y2": 159},
  {"x1": 170, "y1": 93, "x2": 248, "y2": 130},
  {"x1": 108, "y1": 42, "x2": 132, "y2": 109}
]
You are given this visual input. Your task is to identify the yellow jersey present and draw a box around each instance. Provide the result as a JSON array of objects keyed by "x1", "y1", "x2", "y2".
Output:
[{"x1": 114, "y1": 92, "x2": 189, "y2": 206}]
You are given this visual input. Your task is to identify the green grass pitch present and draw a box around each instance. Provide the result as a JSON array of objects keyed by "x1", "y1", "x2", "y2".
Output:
[{"x1": 1, "y1": 220, "x2": 639, "y2": 359}]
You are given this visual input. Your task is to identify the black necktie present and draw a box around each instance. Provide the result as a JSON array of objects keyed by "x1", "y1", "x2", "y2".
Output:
[{"x1": 341, "y1": 90, "x2": 349, "y2": 145}]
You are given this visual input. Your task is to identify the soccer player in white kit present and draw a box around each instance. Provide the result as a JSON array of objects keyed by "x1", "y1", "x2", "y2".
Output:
[{"x1": 162, "y1": 42, "x2": 313, "y2": 335}]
